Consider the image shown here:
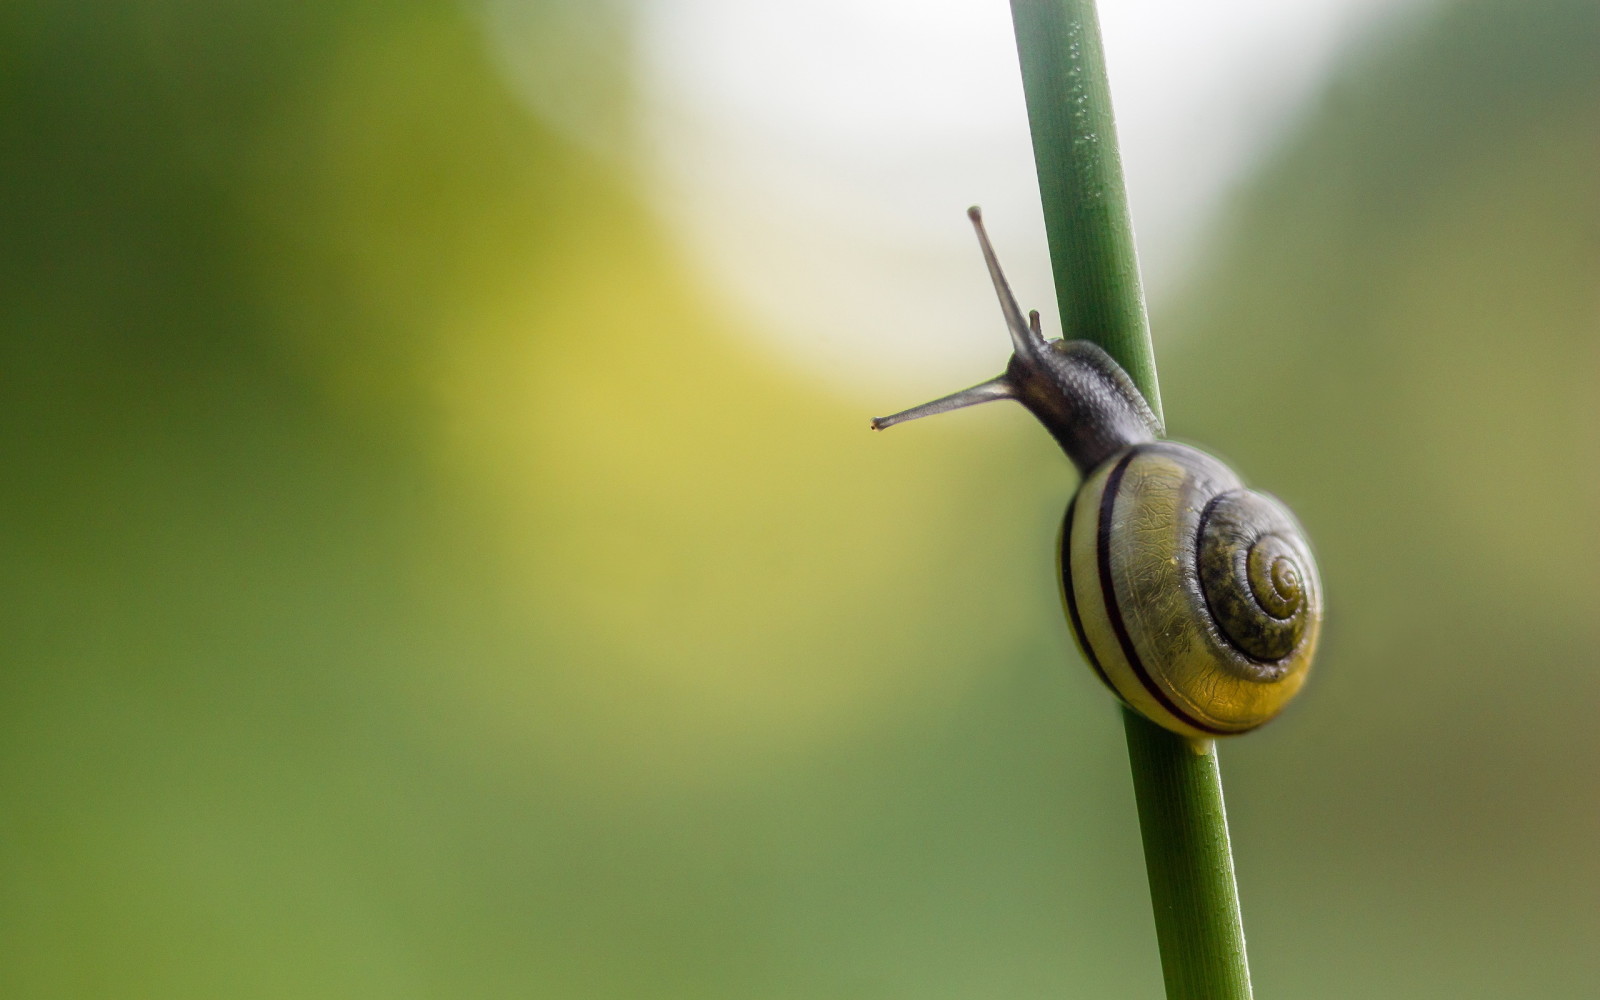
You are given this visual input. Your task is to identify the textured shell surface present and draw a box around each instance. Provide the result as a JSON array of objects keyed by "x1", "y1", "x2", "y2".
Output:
[{"x1": 1059, "y1": 442, "x2": 1321, "y2": 737}]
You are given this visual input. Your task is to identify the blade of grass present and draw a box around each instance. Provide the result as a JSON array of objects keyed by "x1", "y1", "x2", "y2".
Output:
[
  {"x1": 1007, "y1": 2, "x2": 1253, "y2": 997},
  {"x1": 1008, "y1": 0, "x2": 1161, "y2": 424}
]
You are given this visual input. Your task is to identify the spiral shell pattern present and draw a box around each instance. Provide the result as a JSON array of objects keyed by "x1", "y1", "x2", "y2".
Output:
[{"x1": 1058, "y1": 442, "x2": 1321, "y2": 737}]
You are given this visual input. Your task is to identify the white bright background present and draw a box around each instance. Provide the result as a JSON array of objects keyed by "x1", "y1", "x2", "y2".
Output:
[{"x1": 485, "y1": 0, "x2": 1428, "y2": 393}]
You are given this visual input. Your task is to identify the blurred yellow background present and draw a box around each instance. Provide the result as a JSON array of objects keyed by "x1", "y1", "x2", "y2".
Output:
[{"x1": 2, "y1": 0, "x2": 1596, "y2": 997}]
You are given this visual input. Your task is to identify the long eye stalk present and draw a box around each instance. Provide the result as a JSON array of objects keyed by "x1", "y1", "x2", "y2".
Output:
[
  {"x1": 869, "y1": 207, "x2": 1041, "y2": 431},
  {"x1": 870, "y1": 377, "x2": 1013, "y2": 431},
  {"x1": 968, "y1": 206, "x2": 1045, "y2": 361}
]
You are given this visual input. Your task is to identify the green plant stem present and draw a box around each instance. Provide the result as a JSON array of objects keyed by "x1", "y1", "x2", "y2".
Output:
[
  {"x1": 1008, "y1": 2, "x2": 1253, "y2": 997},
  {"x1": 1008, "y1": 0, "x2": 1161, "y2": 424},
  {"x1": 1122, "y1": 712, "x2": 1252, "y2": 999}
]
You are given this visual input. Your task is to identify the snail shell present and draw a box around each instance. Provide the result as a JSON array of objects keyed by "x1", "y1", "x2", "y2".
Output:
[{"x1": 1061, "y1": 443, "x2": 1320, "y2": 737}]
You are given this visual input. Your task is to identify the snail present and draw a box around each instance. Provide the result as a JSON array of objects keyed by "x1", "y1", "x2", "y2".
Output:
[{"x1": 872, "y1": 208, "x2": 1321, "y2": 738}]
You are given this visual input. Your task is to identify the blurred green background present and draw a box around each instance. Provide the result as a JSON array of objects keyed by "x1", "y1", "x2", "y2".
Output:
[{"x1": 2, "y1": 0, "x2": 1597, "y2": 997}]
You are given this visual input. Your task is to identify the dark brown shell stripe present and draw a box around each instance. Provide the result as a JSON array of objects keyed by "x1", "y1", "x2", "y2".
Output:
[
  {"x1": 1096, "y1": 446, "x2": 1233, "y2": 737},
  {"x1": 1060, "y1": 492, "x2": 1116, "y2": 695}
]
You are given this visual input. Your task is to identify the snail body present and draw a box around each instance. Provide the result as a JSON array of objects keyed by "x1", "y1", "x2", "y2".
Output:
[{"x1": 873, "y1": 209, "x2": 1320, "y2": 738}]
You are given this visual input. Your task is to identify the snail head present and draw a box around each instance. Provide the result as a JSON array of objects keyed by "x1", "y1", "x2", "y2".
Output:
[{"x1": 871, "y1": 207, "x2": 1162, "y2": 474}]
